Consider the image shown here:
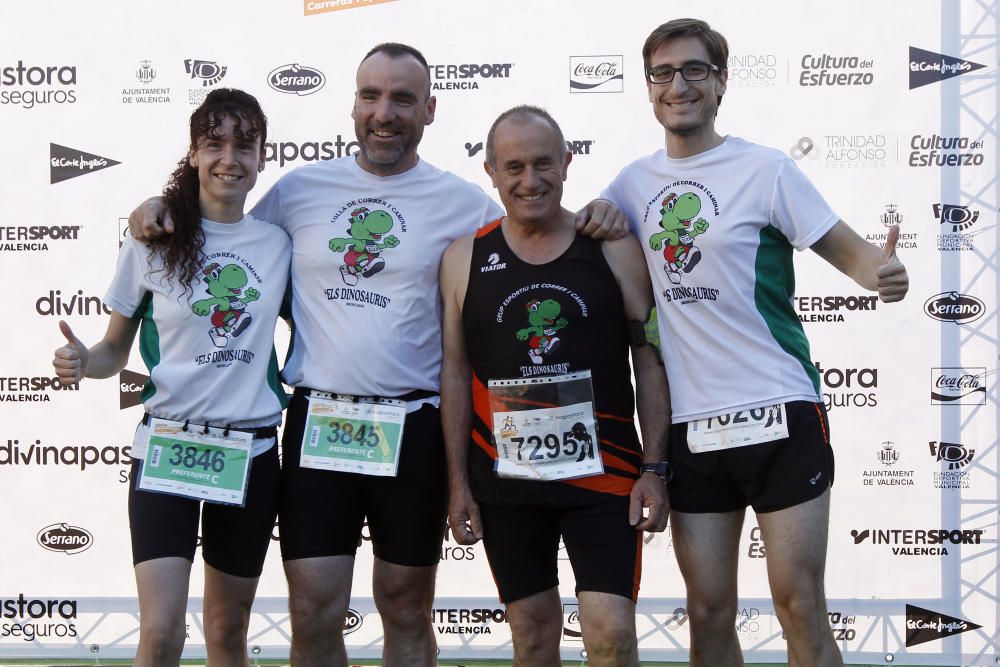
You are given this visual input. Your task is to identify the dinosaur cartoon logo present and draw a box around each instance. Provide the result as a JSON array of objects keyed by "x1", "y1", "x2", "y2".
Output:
[
  {"x1": 192, "y1": 262, "x2": 260, "y2": 348},
  {"x1": 516, "y1": 298, "x2": 568, "y2": 365},
  {"x1": 648, "y1": 192, "x2": 710, "y2": 284},
  {"x1": 328, "y1": 207, "x2": 400, "y2": 286}
]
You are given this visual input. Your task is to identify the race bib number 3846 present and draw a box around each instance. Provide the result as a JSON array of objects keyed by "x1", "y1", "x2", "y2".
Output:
[{"x1": 139, "y1": 418, "x2": 252, "y2": 505}]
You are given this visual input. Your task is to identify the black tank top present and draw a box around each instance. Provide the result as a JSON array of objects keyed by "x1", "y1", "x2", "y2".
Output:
[{"x1": 462, "y1": 219, "x2": 641, "y2": 507}]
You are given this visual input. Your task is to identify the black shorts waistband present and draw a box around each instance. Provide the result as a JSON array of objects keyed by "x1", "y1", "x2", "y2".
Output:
[
  {"x1": 141, "y1": 413, "x2": 278, "y2": 439},
  {"x1": 293, "y1": 386, "x2": 438, "y2": 403}
]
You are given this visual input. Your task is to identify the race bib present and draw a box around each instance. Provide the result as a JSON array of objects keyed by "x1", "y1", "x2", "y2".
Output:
[
  {"x1": 300, "y1": 394, "x2": 406, "y2": 477},
  {"x1": 138, "y1": 418, "x2": 253, "y2": 506},
  {"x1": 687, "y1": 403, "x2": 789, "y2": 453},
  {"x1": 488, "y1": 371, "x2": 603, "y2": 481}
]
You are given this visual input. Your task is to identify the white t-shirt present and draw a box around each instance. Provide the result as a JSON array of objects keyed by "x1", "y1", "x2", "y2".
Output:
[
  {"x1": 251, "y1": 156, "x2": 503, "y2": 398},
  {"x1": 602, "y1": 136, "x2": 840, "y2": 423},
  {"x1": 106, "y1": 215, "x2": 291, "y2": 458}
]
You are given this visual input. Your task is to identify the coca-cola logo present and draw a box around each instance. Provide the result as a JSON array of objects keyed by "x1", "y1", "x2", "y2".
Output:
[
  {"x1": 343, "y1": 609, "x2": 363, "y2": 635},
  {"x1": 569, "y1": 55, "x2": 624, "y2": 93},
  {"x1": 37, "y1": 523, "x2": 93, "y2": 555},
  {"x1": 931, "y1": 367, "x2": 987, "y2": 405},
  {"x1": 924, "y1": 291, "x2": 985, "y2": 324},
  {"x1": 268, "y1": 64, "x2": 326, "y2": 96}
]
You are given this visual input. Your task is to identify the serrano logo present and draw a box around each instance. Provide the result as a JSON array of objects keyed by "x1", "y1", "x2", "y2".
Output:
[
  {"x1": 36, "y1": 523, "x2": 93, "y2": 555},
  {"x1": 343, "y1": 608, "x2": 363, "y2": 635},
  {"x1": 924, "y1": 292, "x2": 985, "y2": 324},
  {"x1": 909, "y1": 47, "x2": 985, "y2": 89},
  {"x1": 268, "y1": 64, "x2": 326, "y2": 96},
  {"x1": 905, "y1": 605, "x2": 980, "y2": 646}
]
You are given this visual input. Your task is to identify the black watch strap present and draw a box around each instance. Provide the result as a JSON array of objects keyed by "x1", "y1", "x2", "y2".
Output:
[{"x1": 640, "y1": 461, "x2": 673, "y2": 483}]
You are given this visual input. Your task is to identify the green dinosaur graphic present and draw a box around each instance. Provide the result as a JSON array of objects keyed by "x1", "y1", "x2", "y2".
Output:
[
  {"x1": 329, "y1": 207, "x2": 400, "y2": 286},
  {"x1": 516, "y1": 298, "x2": 568, "y2": 365},
  {"x1": 192, "y1": 262, "x2": 260, "y2": 348},
  {"x1": 648, "y1": 192, "x2": 710, "y2": 284}
]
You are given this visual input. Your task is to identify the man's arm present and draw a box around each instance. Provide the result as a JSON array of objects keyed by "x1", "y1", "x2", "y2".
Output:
[
  {"x1": 810, "y1": 222, "x2": 908, "y2": 303},
  {"x1": 602, "y1": 234, "x2": 671, "y2": 533},
  {"x1": 127, "y1": 197, "x2": 171, "y2": 241},
  {"x1": 575, "y1": 199, "x2": 630, "y2": 241},
  {"x1": 439, "y1": 236, "x2": 483, "y2": 545}
]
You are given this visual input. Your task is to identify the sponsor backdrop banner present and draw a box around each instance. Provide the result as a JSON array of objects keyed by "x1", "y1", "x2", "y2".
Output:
[{"x1": 1, "y1": 0, "x2": 996, "y2": 663}]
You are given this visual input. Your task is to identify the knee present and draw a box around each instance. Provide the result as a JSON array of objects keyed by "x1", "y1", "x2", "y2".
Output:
[
  {"x1": 203, "y1": 608, "x2": 250, "y2": 655},
  {"x1": 509, "y1": 608, "x2": 561, "y2": 654},
  {"x1": 288, "y1": 587, "x2": 349, "y2": 639},
  {"x1": 374, "y1": 579, "x2": 432, "y2": 631},
  {"x1": 685, "y1": 593, "x2": 737, "y2": 630},
  {"x1": 139, "y1": 618, "x2": 186, "y2": 660},
  {"x1": 584, "y1": 622, "x2": 636, "y2": 662},
  {"x1": 772, "y1": 584, "x2": 826, "y2": 626}
]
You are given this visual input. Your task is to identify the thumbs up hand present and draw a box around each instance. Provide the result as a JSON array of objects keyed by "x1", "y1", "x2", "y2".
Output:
[
  {"x1": 876, "y1": 224, "x2": 908, "y2": 303},
  {"x1": 52, "y1": 320, "x2": 90, "y2": 384}
]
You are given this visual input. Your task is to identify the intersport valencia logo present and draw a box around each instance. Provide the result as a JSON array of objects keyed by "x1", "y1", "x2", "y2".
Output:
[{"x1": 909, "y1": 47, "x2": 985, "y2": 89}]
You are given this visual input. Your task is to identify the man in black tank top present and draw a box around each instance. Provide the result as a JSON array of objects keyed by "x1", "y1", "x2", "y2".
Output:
[{"x1": 440, "y1": 106, "x2": 672, "y2": 667}]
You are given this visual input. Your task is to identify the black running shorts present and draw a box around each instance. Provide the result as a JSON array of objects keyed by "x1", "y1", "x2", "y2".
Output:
[{"x1": 668, "y1": 401, "x2": 833, "y2": 514}]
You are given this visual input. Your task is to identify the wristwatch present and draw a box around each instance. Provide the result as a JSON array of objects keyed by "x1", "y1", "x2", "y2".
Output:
[{"x1": 640, "y1": 461, "x2": 673, "y2": 483}]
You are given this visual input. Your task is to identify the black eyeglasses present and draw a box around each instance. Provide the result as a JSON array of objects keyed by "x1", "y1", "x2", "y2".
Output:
[{"x1": 646, "y1": 61, "x2": 720, "y2": 84}]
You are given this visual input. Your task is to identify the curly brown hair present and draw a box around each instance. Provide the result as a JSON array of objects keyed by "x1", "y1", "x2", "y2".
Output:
[{"x1": 150, "y1": 88, "x2": 267, "y2": 292}]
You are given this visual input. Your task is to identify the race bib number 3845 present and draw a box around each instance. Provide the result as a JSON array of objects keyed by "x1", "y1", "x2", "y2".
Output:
[{"x1": 300, "y1": 395, "x2": 406, "y2": 477}]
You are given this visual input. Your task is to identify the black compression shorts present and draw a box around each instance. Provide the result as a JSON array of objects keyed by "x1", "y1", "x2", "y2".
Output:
[
  {"x1": 279, "y1": 392, "x2": 448, "y2": 567},
  {"x1": 479, "y1": 496, "x2": 642, "y2": 603},
  {"x1": 128, "y1": 443, "x2": 280, "y2": 578}
]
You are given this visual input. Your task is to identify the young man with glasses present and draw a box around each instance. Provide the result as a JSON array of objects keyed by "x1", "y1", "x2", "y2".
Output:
[{"x1": 600, "y1": 18, "x2": 908, "y2": 667}]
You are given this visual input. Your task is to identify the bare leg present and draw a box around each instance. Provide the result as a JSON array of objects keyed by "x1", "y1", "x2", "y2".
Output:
[
  {"x1": 757, "y1": 490, "x2": 843, "y2": 667},
  {"x1": 578, "y1": 591, "x2": 638, "y2": 667},
  {"x1": 505, "y1": 587, "x2": 563, "y2": 667},
  {"x1": 670, "y1": 509, "x2": 745, "y2": 667},
  {"x1": 283, "y1": 555, "x2": 354, "y2": 667},
  {"x1": 373, "y1": 558, "x2": 438, "y2": 667},
  {"x1": 202, "y1": 563, "x2": 260, "y2": 667},
  {"x1": 133, "y1": 557, "x2": 192, "y2": 667}
]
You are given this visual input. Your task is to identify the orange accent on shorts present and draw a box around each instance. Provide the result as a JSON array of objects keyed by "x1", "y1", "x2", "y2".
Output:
[
  {"x1": 813, "y1": 402, "x2": 829, "y2": 444},
  {"x1": 564, "y1": 472, "x2": 632, "y2": 496},
  {"x1": 631, "y1": 531, "x2": 643, "y2": 601},
  {"x1": 476, "y1": 218, "x2": 503, "y2": 238},
  {"x1": 598, "y1": 447, "x2": 639, "y2": 475}
]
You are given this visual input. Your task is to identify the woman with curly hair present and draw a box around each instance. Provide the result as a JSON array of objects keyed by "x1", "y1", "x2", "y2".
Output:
[{"x1": 52, "y1": 88, "x2": 290, "y2": 667}]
